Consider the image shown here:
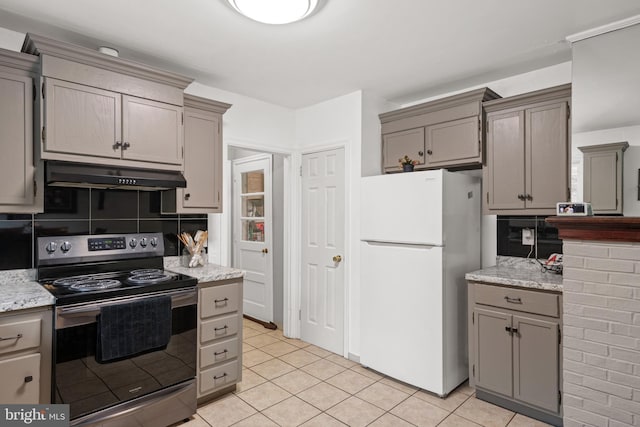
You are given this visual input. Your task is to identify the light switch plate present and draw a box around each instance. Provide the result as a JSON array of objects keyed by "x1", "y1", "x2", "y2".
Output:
[{"x1": 522, "y1": 228, "x2": 534, "y2": 246}]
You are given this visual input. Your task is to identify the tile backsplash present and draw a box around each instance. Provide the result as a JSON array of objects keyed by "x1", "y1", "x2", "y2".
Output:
[
  {"x1": 0, "y1": 187, "x2": 207, "y2": 270},
  {"x1": 497, "y1": 215, "x2": 562, "y2": 259}
]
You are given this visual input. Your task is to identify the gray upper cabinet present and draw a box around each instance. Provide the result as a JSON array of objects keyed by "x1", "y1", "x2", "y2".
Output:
[
  {"x1": 579, "y1": 142, "x2": 628, "y2": 214},
  {"x1": 0, "y1": 49, "x2": 43, "y2": 213},
  {"x1": 163, "y1": 94, "x2": 231, "y2": 214},
  {"x1": 382, "y1": 128, "x2": 425, "y2": 170},
  {"x1": 380, "y1": 87, "x2": 500, "y2": 173},
  {"x1": 23, "y1": 33, "x2": 193, "y2": 171},
  {"x1": 483, "y1": 84, "x2": 571, "y2": 215}
]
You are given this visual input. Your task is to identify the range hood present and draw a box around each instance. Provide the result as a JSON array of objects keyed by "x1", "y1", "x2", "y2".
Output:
[{"x1": 46, "y1": 161, "x2": 187, "y2": 191}]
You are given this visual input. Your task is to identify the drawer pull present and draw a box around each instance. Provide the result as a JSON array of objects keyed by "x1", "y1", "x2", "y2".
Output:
[
  {"x1": 214, "y1": 298, "x2": 229, "y2": 305},
  {"x1": 504, "y1": 296, "x2": 522, "y2": 304},
  {"x1": 0, "y1": 333, "x2": 23, "y2": 341},
  {"x1": 24, "y1": 376, "x2": 33, "y2": 383},
  {"x1": 214, "y1": 349, "x2": 228, "y2": 356},
  {"x1": 505, "y1": 326, "x2": 519, "y2": 335},
  {"x1": 214, "y1": 325, "x2": 228, "y2": 332},
  {"x1": 213, "y1": 373, "x2": 227, "y2": 380}
]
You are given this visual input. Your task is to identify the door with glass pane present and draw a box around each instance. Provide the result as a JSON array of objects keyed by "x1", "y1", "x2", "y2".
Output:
[{"x1": 232, "y1": 155, "x2": 273, "y2": 322}]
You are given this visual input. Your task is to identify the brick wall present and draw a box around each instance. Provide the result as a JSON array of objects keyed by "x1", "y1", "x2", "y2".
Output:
[{"x1": 562, "y1": 240, "x2": 640, "y2": 427}]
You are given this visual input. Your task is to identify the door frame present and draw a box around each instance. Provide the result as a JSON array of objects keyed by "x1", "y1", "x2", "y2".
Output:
[
  {"x1": 298, "y1": 141, "x2": 350, "y2": 357},
  {"x1": 220, "y1": 139, "x2": 296, "y2": 336}
]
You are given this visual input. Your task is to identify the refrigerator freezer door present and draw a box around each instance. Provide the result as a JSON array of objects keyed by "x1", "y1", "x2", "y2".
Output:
[
  {"x1": 360, "y1": 241, "x2": 444, "y2": 394},
  {"x1": 361, "y1": 170, "x2": 443, "y2": 246}
]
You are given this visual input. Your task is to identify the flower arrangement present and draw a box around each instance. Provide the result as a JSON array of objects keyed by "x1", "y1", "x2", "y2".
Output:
[{"x1": 399, "y1": 155, "x2": 418, "y2": 167}]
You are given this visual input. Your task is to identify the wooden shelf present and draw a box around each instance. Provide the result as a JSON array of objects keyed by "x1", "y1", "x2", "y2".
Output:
[{"x1": 545, "y1": 216, "x2": 640, "y2": 242}]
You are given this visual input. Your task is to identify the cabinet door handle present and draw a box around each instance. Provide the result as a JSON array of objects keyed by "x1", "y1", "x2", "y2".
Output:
[
  {"x1": 525, "y1": 194, "x2": 533, "y2": 201},
  {"x1": 214, "y1": 298, "x2": 229, "y2": 305},
  {"x1": 122, "y1": 142, "x2": 131, "y2": 150},
  {"x1": 427, "y1": 149, "x2": 433, "y2": 155},
  {"x1": 505, "y1": 326, "x2": 512, "y2": 333},
  {"x1": 504, "y1": 296, "x2": 522, "y2": 304},
  {"x1": 113, "y1": 141, "x2": 122, "y2": 150},
  {"x1": 418, "y1": 151, "x2": 424, "y2": 156},
  {"x1": 0, "y1": 333, "x2": 23, "y2": 341},
  {"x1": 184, "y1": 193, "x2": 191, "y2": 200},
  {"x1": 504, "y1": 326, "x2": 519, "y2": 335},
  {"x1": 214, "y1": 349, "x2": 228, "y2": 356},
  {"x1": 213, "y1": 373, "x2": 228, "y2": 380},
  {"x1": 24, "y1": 376, "x2": 33, "y2": 383},
  {"x1": 214, "y1": 325, "x2": 228, "y2": 332},
  {"x1": 517, "y1": 194, "x2": 525, "y2": 200}
]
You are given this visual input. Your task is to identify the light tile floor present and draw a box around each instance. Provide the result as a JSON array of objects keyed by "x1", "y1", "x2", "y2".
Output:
[{"x1": 180, "y1": 318, "x2": 552, "y2": 427}]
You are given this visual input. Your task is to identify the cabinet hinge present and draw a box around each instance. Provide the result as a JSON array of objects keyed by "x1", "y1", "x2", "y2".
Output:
[
  {"x1": 33, "y1": 179, "x2": 37, "y2": 197},
  {"x1": 181, "y1": 112, "x2": 184, "y2": 125},
  {"x1": 486, "y1": 120, "x2": 489, "y2": 132},
  {"x1": 567, "y1": 187, "x2": 571, "y2": 200},
  {"x1": 616, "y1": 152, "x2": 618, "y2": 161},
  {"x1": 616, "y1": 198, "x2": 618, "y2": 208},
  {"x1": 567, "y1": 105, "x2": 570, "y2": 120},
  {"x1": 217, "y1": 191, "x2": 220, "y2": 202},
  {"x1": 42, "y1": 126, "x2": 46, "y2": 142},
  {"x1": 33, "y1": 84, "x2": 36, "y2": 101},
  {"x1": 486, "y1": 192, "x2": 489, "y2": 204},
  {"x1": 472, "y1": 364, "x2": 475, "y2": 377},
  {"x1": 478, "y1": 118, "x2": 481, "y2": 132},
  {"x1": 181, "y1": 146, "x2": 184, "y2": 159},
  {"x1": 559, "y1": 391, "x2": 562, "y2": 405},
  {"x1": 299, "y1": 166, "x2": 302, "y2": 177},
  {"x1": 299, "y1": 310, "x2": 301, "y2": 320},
  {"x1": 472, "y1": 311, "x2": 475, "y2": 324},
  {"x1": 41, "y1": 82, "x2": 45, "y2": 99}
]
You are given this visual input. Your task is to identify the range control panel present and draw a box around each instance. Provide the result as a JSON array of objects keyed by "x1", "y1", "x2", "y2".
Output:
[{"x1": 37, "y1": 233, "x2": 165, "y2": 266}]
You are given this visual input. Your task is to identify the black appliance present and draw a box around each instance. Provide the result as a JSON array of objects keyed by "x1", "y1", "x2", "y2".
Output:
[
  {"x1": 45, "y1": 161, "x2": 187, "y2": 191},
  {"x1": 37, "y1": 233, "x2": 197, "y2": 427}
]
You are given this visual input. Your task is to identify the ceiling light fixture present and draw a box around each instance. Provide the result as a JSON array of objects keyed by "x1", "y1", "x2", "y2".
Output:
[{"x1": 226, "y1": 0, "x2": 322, "y2": 25}]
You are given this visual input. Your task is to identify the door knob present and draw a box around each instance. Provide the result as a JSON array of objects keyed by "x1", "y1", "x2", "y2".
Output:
[
  {"x1": 333, "y1": 255, "x2": 342, "y2": 263},
  {"x1": 262, "y1": 248, "x2": 268, "y2": 254}
]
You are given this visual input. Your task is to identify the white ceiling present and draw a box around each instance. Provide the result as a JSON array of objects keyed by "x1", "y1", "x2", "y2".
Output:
[{"x1": 0, "y1": 0, "x2": 639, "y2": 108}]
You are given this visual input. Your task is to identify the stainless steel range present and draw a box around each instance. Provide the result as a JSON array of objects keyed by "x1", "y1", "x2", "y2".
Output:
[{"x1": 36, "y1": 233, "x2": 197, "y2": 427}]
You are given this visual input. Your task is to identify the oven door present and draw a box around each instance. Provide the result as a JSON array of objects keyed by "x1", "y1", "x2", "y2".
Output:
[{"x1": 54, "y1": 288, "x2": 197, "y2": 421}]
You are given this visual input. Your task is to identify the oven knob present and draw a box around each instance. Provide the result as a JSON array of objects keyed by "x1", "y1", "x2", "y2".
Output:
[
  {"x1": 150, "y1": 237, "x2": 158, "y2": 247},
  {"x1": 45, "y1": 241, "x2": 57, "y2": 254},
  {"x1": 60, "y1": 241, "x2": 72, "y2": 253},
  {"x1": 139, "y1": 237, "x2": 148, "y2": 248},
  {"x1": 129, "y1": 238, "x2": 137, "y2": 249}
]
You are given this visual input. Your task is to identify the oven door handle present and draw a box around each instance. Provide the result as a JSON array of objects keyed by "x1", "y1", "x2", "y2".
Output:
[{"x1": 56, "y1": 288, "x2": 197, "y2": 327}]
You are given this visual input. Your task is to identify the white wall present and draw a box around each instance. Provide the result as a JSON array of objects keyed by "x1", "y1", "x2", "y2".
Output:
[
  {"x1": 361, "y1": 92, "x2": 398, "y2": 177},
  {"x1": 399, "y1": 62, "x2": 573, "y2": 267},
  {"x1": 0, "y1": 26, "x2": 24, "y2": 51}
]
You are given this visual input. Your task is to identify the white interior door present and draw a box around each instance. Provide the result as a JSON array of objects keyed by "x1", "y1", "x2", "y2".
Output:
[
  {"x1": 301, "y1": 148, "x2": 345, "y2": 354},
  {"x1": 233, "y1": 155, "x2": 273, "y2": 322}
]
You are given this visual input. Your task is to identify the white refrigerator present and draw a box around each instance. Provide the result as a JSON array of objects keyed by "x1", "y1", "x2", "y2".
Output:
[{"x1": 360, "y1": 169, "x2": 480, "y2": 396}]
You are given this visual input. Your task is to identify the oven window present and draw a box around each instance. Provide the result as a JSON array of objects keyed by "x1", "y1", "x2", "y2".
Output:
[{"x1": 55, "y1": 304, "x2": 197, "y2": 420}]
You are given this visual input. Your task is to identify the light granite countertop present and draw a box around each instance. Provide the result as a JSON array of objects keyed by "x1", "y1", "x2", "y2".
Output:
[
  {"x1": 164, "y1": 257, "x2": 244, "y2": 283},
  {"x1": 465, "y1": 257, "x2": 563, "y2": 292},
  {"x1": 0, "y1": 269, "x2": 55, "y2": 313}
]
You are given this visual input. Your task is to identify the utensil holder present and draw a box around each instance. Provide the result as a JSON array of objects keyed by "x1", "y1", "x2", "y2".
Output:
[{"x1": 182, "y1": 248, "x2": 207, "y2": 268}]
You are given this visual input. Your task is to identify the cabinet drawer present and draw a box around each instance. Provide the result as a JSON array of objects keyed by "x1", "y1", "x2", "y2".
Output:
[
  {"x1": 200, "y1": 337, "x2": 239, "y2": 369},
  {"x1": 199, "y1": 360, "x2": 238, "y2": 395},
  {"x1": 0, "y1": 318, "x2": 41, "y2": 356},
  {"x1": 200, "y1": 314, "x2": 240, "y2": 343},
  {"x1": 200, "y1": 283, "x2": 240, "y2": 319},
  {"x1": 475, "y1": 284, "x2": 559, "y2": 317},
  {"x1": 0, "y1": 353, "x2": 40, "y2": 403}
]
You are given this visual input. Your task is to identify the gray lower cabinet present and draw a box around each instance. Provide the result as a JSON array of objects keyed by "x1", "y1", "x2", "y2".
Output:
[
  {"x1": 380, "y1": 87, "x2": 499, "y2": 173},
  {"x1": 0, "y1": 307, "x2": 53, "y2": 404},
  {"x1": 469, "y1": 282, "x2": 562, "y2": 426},
  {"x1": 163, "y1": 94, "x2": 231, "y2": 214},
  {"x1": 0, "y1": 49, "x2": 43, "y2": 213},
  {"x1": 197, "y1": 278, "x2": 243, "y2": 402},
  {"x1": 483, "y1": 84, "x2": 571, "y2": 215},
  {"x1": 579, "y1": 142, "x2": 628, "y2": 214}
]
